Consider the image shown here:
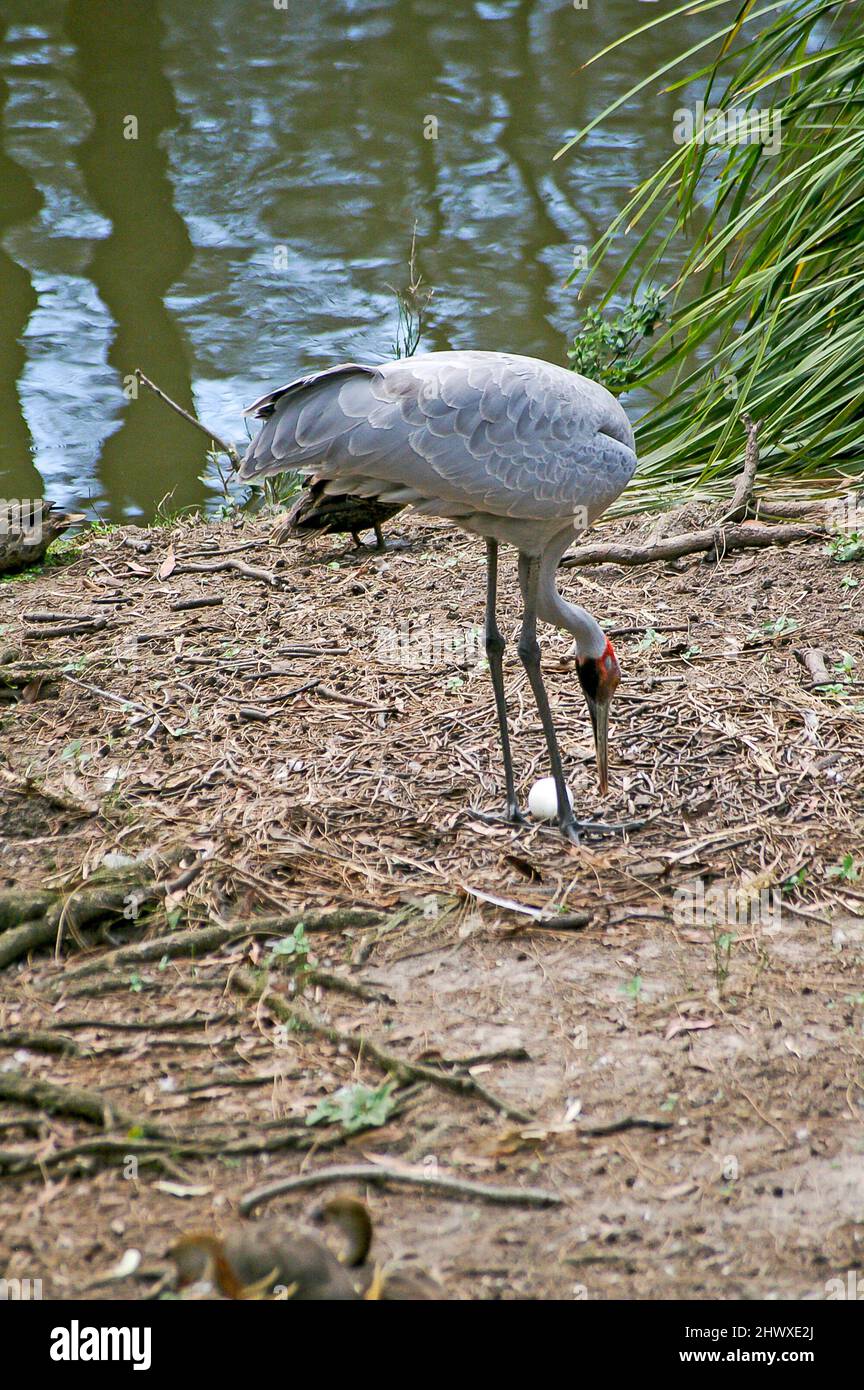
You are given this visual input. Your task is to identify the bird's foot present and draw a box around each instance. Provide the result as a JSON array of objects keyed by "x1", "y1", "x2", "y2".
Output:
[
  {"x1": 557, "y1": 813, "x2": 645, "y2": 842},
  {"x1": 558, "y1": 814, "x2": 583, "y2": 846},
  {"x1": 467, "y1": 804, "x2": 529, "y2": 829},
  {"x1": 371, "y1": 537, "x2": 411, "y2": 553}
]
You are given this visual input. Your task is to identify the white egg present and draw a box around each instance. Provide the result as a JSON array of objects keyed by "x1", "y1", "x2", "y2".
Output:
[{"x1": 528, "y1": 777, "x2": 573, "y2": 821}]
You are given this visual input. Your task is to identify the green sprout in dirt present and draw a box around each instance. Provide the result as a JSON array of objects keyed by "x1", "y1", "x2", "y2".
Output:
[
  {"x1": 832, "y1": 652, "x2": 856, "y2": 683},
  {"x1": 827, "y1": 855, "x2": 860, "y2": 883},
  {"x1": 568, "y1": 290, "x2": 665, "y2": 392},
  {"x1": 266, "y1": 924, "x2": 314, "y2": 992},
  {"x1": 306, "y1": 1080, "x2": 399, "y2": 1135},
  {"x1": 826, "y1": 532, "x2": 864, "y2": 564},
  {"x1": 60, "y1": 738, "x2": 92, "y2": 769},
  {"x1": 619, "y1": 973, "x2": 643, "y2": 1003},
  {"x1": 782, "y1": 867, "x2": 808, "y2": 895},
  {"x1": 62, "y1": 655, "x2": 92, "y2": 675},
  {"x1": 634, "y1": 628, "x2": 661, "y2": 655},
  {"x1": 753, "y1": 616, "x2": 799, "y2": 640},
  {"x1": 712, "y1": 929, "x2": 736, "y2": 995}
]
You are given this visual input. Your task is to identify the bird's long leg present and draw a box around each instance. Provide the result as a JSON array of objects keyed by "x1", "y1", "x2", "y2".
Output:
[
  {"x1": 484, "y1": 539, "x2": 526, "y2": 824},
  {"x1": 516, "y1": 553, "x2": 582, "y2": 842},
  {"x1": 517, "y1": 554, "x2": 642, "y2": 843}
]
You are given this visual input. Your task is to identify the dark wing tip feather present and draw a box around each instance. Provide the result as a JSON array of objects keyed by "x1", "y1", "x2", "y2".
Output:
[{"x1": 242, "y1": 363, "x2": 377, "y2": 419}]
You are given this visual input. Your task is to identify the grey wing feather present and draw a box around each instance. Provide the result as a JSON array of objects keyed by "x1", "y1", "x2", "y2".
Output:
[{"x1": 238, "y1": 352, "x2": 636, "y2": 523}]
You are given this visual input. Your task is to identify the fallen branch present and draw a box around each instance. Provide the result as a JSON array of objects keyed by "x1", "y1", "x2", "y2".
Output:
[
  {"x1": 0, "y1": 1030, "x2": 85, "y2": 1056},
  {"x1": 173, "y1": 559, "x2": 284, "y2": 587},
  {"x1": 135, "y1": 368, "x2": 240, "y2": 465},
  {"x1": 24, "y1": 618, "x2": 108, "y2": 640},
  {"x1": 577, "y1": 1115, "x2": 674, "y2": 1137},
  {"x1": 0, "y1": 855, "x2": 209, "y2": 970},
  {"x1": 169, "y1": 596, "x2": 224, "y2": 612},
  {"x1": 563, "y1": 417, "x2": 834, "y2": 569},
  {"x1": 51, "y1": 920, "x2": 241, "y2": 983},
  {"x1": 721, "y1": 413, "x2": 762, "y2": 522},
  {"x1": 0, "y1": 1071, "x2": 124, "y2": 1128},
  {"x1": 0, "y1": 890, "x2": 55, "y2": 933},
  {"x1": 0, "y1": 1125, "x2": 345, "y2": 1180},
  {"x1": 43, "y1": 906, "x2": 384, "y2": 986},
  {"x1": 795, "y1": 647, "x2": 832, "y2": 688},
  {"x1": 240, "y1": 1163, "x2": 563, "y2": 1215},
  {"x1": 561, "y1": 520, "x2": 824, "y2": 570}
]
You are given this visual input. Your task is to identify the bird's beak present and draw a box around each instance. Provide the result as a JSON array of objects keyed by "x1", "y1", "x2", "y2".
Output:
[{"x1": 587, "y1": 697, "x2": 610, "y2": 795}]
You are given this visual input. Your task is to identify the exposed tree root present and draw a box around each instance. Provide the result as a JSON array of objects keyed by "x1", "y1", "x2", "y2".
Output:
[
  {"x1": 561, "y1": 519, "x2": 825, "y2": 570},
  {"x1": 231, "y1": 966, "x2": 532, "y2": 1124},
  {"x1": 240, "y1": 1162, "x2": 563, "y2": 1214}
]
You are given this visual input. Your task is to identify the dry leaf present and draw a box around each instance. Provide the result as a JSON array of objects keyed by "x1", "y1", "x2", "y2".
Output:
[
  {"x1": 158, "y1": 545, "x2": 176, "y2": 580},
  {"x1": 664, "y1": 1018, "x2": 716, "y2": 1041}
]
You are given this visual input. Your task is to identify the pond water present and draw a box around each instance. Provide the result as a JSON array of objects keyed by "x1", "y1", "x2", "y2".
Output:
[{"x1": 0, "y1": 0, "x2": 721, "y2": 522}]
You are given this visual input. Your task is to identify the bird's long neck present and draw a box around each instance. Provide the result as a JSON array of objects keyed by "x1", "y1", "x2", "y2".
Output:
[{"x1": 537, "y1": 532, "x2": 607, "y2": 659}]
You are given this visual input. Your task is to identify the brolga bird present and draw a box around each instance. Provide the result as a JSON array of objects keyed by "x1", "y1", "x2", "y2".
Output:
[{"x1": 238, "y1": 352, "x2": 637, "y2": 842}]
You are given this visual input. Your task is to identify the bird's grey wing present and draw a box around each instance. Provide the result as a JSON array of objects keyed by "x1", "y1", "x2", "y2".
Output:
[{"x1": 239, "y1": 352, "x2": 636, "y2": 522}]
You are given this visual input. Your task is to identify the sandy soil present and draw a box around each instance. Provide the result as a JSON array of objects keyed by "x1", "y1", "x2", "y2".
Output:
[{"x1": 0, "y1": 509, "x2": 862, "y2": 1300}]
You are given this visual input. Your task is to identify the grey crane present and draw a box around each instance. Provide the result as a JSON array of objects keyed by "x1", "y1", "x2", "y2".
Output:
[{"x1": 238, "y1": 351, "x2": 636, "y2": 842}]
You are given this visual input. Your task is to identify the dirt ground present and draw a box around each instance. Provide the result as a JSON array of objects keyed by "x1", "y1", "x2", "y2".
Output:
[{"x1": 0, "y1": 506, "x2": 862, "y2": 1301}]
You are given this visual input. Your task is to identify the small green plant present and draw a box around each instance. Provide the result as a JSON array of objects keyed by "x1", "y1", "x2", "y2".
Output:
[
  {"x1": 262, "y1": 471, "x2": 301, "y2": 510},
  {"x1": 712, "y1": 929, "x2": 736, "y2": 993},
  {"x1": 267, "y1": 924, "x2": 311, "y2": 962},
  {"x1": 634, "y1": 628, "x2": 661, "y2": 655},
  {"x1": 389, "y1": 224, "x2": 433, "y2": 360},
  {"x1": 826, "y1": 532, "x2": 864, "y2": 564},
  {"x1": 753, "y1": 616, "x2": 799, "y2": 640},
  {"x1": 306, "y1": 1080, "x2": 399, "y2": 1135},
  {"x1": 827, "y1": 855, "x2": 860, "y2": 883},
  {"x1": 620, "y1": 973, "x2": 642, "y2": 1002},
  {"x1": 567, "y1": 290, "x2": 665, "y2": 391},
  {"x1": 61, "y1": 654, "x2": 92, "y2": 675},
  {"x1": 266, "y1": 924, "x2": 314, "y2": 991},
  {"x1": 782, "y1": 867, "x2": 808, "y2": 894},
  {"x1": 60, "y1": 738, "x2": 92, "y2": 768}
]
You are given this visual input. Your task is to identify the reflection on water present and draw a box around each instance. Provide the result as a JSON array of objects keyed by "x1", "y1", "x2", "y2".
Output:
[
  {"x1": 0, "y1": 0, "x2": 719, "y2": 522},
  {"x1": 64, "y1": 0, "x2": 205, "y2": 517},
  {"x1": 0, "y1": 14, "x2": 42, "y2": 498}
]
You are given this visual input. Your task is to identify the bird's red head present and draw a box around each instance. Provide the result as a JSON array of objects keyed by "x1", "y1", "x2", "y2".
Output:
[
  {"x1": 576, "y1": 638, "x2": 620, "y2": 794},
  {"x1": 576, "y1": 638, "x2": 621, "y2": 703}
]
